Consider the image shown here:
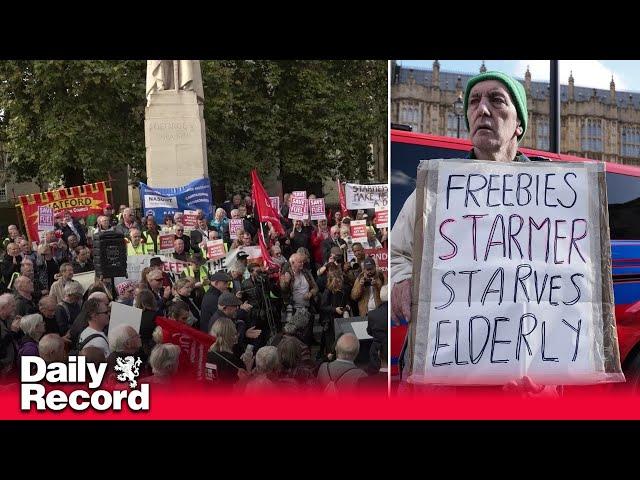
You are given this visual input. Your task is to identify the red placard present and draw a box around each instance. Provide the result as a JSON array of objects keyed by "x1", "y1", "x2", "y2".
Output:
[
  {"x1": 374, "y1": 209, "x2": 388, "y2": 228},
  {"x1": 182, "y1": 210, "x2": 198, "y2": 228},
  {"x1": 206, "y1": 239, "x2": 226, "y2": 260},
  {"x1": 350, "y1": 220, "x2": 368, "y2": 242},
  {"x1": 159, "y1": 233, "x2": 175, "y2": 254},
  {"x1": 288, "y1": 197, "x2": 308, "y2": 220},
  {"x1": 364, "y1": 247, "x2": 388, "y2": 274}
]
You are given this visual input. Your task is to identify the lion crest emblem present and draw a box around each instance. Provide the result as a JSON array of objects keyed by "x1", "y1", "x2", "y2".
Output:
[{"x1": 114, "y1": 356, "x2": 142, "y2": 388}]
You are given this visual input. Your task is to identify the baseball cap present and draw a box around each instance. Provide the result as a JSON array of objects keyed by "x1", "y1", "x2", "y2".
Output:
[
  {"x1": 363, "y1": 257, "x2": 376, "y2": 269},
  {"x1": 210, "y1": 271, "x2": 232, "y2": 282}
]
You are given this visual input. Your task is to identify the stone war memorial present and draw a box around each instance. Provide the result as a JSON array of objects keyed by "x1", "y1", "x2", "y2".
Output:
[{"x1": 144, "y1": 60, "x2": 208, "y2": 188}]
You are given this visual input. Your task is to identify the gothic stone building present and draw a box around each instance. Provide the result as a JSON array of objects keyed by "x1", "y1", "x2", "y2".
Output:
[{"x1": 391, "y1": 61, "x2": 640, "y2": 167}]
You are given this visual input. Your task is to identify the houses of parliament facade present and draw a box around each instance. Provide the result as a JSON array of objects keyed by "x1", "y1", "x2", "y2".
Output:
[{"x1": 391, "y1": 61, "x2": 640, "y2": 166}]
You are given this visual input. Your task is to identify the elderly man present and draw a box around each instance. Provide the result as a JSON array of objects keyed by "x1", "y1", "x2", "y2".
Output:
[
  {"x1": 18, "y1": 239, "x2": 37, "y2": 264},
  {"x1": 317, "y1": 333, "x2": 368, "y2": 393},
  {"x1": 280, "y1": 253, "x2": 318, "y2": 313},
  {"x1": 0, "y1": 294, "x2": 22, "y2": 377},
  {"x1": 61, "y1": 211, "x2": 87, "y2": 246},
  {"x1": 200, "y1": 271, "x2": 232, "y2": 333},
  {"x1": 107, "y1": 325, "x2": 142, "y2": 370},
  {"x1": 38, "y1": 333, "x2": 67, "y2": 364},
  {"x1": 173, "y1": 238, "x2": 188, "y2": 262},
  {"x1": 391, "y1": 71, "x2": 554, "y2": 394},
  {"x1": 72, "y1": 246, "x2": 94, "y2": 273},
  {"x1": 49, "y1": 262, "x2": 81, "y2": 304},
  {"x1": 209, "y1": 292, "x2": 259, "y2": 349},
  {"x1": 55, "y1": 282, "x2": 83, "y2": 336},
  {"x1": 38, "y1": 295, "x2": 60, "y2": 335},
  {"x1": 14, "y1": 276, "x2": 38, "y2": 317},
  {"x1": 1, "y1": 241, "x2": 22, "y2": 293},
  {"x1": 114, "y1": 207, "x2": 141, "y2": 237},
  {"x1": 125, "y1": 228, "x2": 147, "y2": 256},
  {"x1": 173, "y1": 224, "x2": 193, "y2": 254}
]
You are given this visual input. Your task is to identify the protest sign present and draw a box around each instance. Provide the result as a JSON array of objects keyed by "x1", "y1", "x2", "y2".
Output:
[
  {"x1": 345, "y1": 183, "x2": 388, "y2": 210},
  {"x1": 108, "y1": 303, "x2": 143, "y2": 345},
  {"x1": 269, "y1": 196, "x2": 280, "y2": 213},
  {"x1": 18, "y1": 182, "x2": 110, "y2": 243},
  {"x1": 374, "y1": 207, "x2": 388, "y2": 228},
  {"x1": 156, "y1": 316, "x2": 216, "y2": 381},
  {"x1": 182, "y1": 210, "x2": 198, "y2": 228},
  {"x1": 408, "y1": 159, "x2": 624, "y2": 386},
  {"x1": 350, "y1": 220, "x2": 368, "y2": 244},
  {"x1": 139, "y1": 178, "x2": 213, "y2": 226},
  {"x1": 288, "y1": 197, "x2": 308, "y2": 221},
  {"x1": 309, "y1": 198, "x2": 326, "y2": 221},
  {"x1": 37, "y1": 206, "x2": 54, "y2": 231},
  {"x1": 292, "y1": 191, "x2": 306, "y2": 199},
  {"x1": 206, "y1": 239, "x2": 226, "y2": 260},
  {"x1": 159, "y1": 233, "x2": 175, "y2": 254},
  {"x1": 74, "y1": 271, "x2": 95, "y2": 293},
  {"x1": 229, "y1": 219, "x2": 243, "y2": 240},
  {"x1": 364, "y1": 247, "x2": 387, "y2": 274}
]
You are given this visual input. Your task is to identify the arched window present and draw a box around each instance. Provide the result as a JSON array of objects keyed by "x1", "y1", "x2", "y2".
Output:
[
  {"x1": 536, "y1": 117, "x2": 549, "y2": 151},
  {"x1": 446, "y1": 112, "x2": 468, "y2": 138},
  {"x1": 581, "y1": 119, "x2": 603, "y2": 152},
  {"x1": 621, "y1": 126, "x2": 640, "y2": 157}
]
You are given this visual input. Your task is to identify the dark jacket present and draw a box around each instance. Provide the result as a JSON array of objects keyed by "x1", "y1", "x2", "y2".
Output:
[
  {"x1": 199, "y1": 286, "x2": 223, "y2": 333},
  {"x1": 61, "y1": 221, "x2": 87, "y2": 246},
  {"x1": 18, "y1": 336, "x2": 39, "y2": 359},
  {"x1": 1, "y1": 255, "x2": 21, "y2": 292},
  {"x1": 15, "y1": 294, "x2": 38, "y2": 317},
  {"x1": 279, "y1": 264, "x2": 319, "y2": 308},
  {"x1": 55, "y1": 301, "x2": 82, "y2": 336},
  {"x1": 72, "y1": 258, "x2": 94, "y2": 274}
]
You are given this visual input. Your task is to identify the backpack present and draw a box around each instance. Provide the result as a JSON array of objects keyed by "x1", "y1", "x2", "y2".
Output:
[
  {"x1": 69, "y1": 333, "x2": 105, "y2": 357},
  {"x1": 322, "y1": 363, "x2": 358, "y2": 395}
]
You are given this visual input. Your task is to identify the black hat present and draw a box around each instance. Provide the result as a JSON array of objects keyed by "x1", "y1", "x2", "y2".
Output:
[
  {"x1": 363, "y1": 256, "x2": 376, "y2": 270},
  {"x1": 209, "y1": 271, "x2": 232, "y2": 282},
  {"x1": 218, "y1": 292, "x2": 242, "y2": 307},
  {"x1": 149, "y1": 257, "x2": 164, "y2": 268},
  {"x1": 236, "y1": 251, "x2": 249, "y2": 259}
]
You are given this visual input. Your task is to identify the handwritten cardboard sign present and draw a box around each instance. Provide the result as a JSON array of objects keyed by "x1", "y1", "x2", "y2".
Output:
[
  {"x1": 408, "y1": 159, "x2": 624, "y2": 386},
  {"x1": 345, "y1": 183, "x2": 388, "y2": 210}
]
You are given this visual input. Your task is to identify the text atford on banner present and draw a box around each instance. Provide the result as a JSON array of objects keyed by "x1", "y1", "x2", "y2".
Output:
[{"x1": 18, "y1": 182, "x2": 110, "y2": 243}]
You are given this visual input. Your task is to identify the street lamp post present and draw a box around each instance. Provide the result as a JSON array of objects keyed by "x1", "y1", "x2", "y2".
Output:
[{"x1": 453, "y1": 95, "x2": 464, "y2": 138}]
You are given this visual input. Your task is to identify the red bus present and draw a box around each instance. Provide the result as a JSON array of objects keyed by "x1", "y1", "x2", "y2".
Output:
[{"x1": 391, "y1": 129, "x2": 640, "y2": 383}]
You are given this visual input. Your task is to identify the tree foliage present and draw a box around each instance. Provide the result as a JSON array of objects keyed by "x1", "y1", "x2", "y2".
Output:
[{"x1": 0, "y1": 60, "x2": 387, "y2": 191}]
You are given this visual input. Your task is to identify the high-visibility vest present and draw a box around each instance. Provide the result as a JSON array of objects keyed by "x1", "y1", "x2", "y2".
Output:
[
  {"x1": 126, "y1": 241, "x2": 147, "y2": 256},
  {"x1": 182, "y1": 265, "x2": 211, "y2": 292},
  {"x1": 143, "y1": 231, "x2": 158, "y2": 254}
]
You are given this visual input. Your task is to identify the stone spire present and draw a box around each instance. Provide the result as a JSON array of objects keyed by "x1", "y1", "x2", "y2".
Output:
[
  {"x1": 432, "y1": 60, "x2": 440, "y2": 88},
  {"x1": 610, "y1": 75, "x2": 616, "y2": 103},
  {"x1": 455, "y1": 75, "x2": 463, "y2": 96},
  {"x1": 568, "y1": 71, "x2": 574, "y2": 101},
  {"x1": 480, "y1": 61, "x2": 487, "y2": 73},
  {"x1": 524, "y1": 65, "x2": 531, "y2": 93}
]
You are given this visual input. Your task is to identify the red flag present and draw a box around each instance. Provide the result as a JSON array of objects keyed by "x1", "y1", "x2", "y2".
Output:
[
  {"x1": 259, "y1": 227, "x2": 279, "y2": 271},
  {"x1": 251, "y1": 170, "x2": 285, "y2": 236},
  {"x1": 337, "y1": 179, "x2": 349, "y2": 218}
]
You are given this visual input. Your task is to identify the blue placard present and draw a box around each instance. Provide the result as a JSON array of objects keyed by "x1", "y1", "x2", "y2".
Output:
[{"x1": 139, "y1": 177, "x2": 213, "y2": 225}]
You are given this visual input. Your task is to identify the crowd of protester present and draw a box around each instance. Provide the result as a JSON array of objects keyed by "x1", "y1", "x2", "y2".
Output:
[{"x1": 0, "y1": 192, "x2": 388, "y2": 394}]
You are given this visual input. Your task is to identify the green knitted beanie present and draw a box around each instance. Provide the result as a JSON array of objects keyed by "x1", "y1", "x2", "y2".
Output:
[{"x1": 463, "y1": 71, "x2": 528, "y2": 142}]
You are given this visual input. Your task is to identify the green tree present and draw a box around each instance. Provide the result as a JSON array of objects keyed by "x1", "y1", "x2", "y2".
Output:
[{"x1": 0, "y1": 60, "x2": 146, "y2": 187}]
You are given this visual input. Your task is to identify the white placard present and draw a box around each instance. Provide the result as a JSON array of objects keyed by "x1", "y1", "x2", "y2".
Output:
[
  {"x1": 74, "y1": 271, "x2": 95, "y2": 293},
  {"x1": 108, "y1": 302, "x2": 143, "y2": 345},
  {"x1": 411, "y1": 159, "x2": 621, "y2": 386},
  {"x1": 351, "y1": 321, "x2": 372, "y2": 341},
  {"x1": 345, "y1": 183, "x2": 388, "y2": 210}
]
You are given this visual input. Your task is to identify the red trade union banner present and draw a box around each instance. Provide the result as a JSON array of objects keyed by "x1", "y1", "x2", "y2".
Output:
[
  {"x1": 206, "y1": 239, "x2": 226, "y2": 260},
  {"x1": 229, "y1": 219, "x2": 243, "y2": 239},
  {"x1": 156, "y1": 317, "x2": 216, "y2": 380},
  {"x1": 18, "y1": 182, "x2": 110, "y2": 242},
  {"x1": 374, "y1": 209, "x2": 388, "y2": 228},
  {"x1": 182, "y1": 210, "x2": 198, "y2": 228},
  {"x1": 309, "y1": 198, "x2": 326, "y2": 221},
  {"x1": 159, "y1": 233, "x2": 175, "y2": 254}
]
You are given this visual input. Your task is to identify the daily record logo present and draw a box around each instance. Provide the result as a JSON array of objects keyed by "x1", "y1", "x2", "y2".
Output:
[{"x1": 20, "y1": 356, "x2": 149, "y2": 412}]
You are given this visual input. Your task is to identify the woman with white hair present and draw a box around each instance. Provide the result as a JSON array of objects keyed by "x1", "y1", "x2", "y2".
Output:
[
  {"x1": 146, "y1": 343, "x2": 181, "y2": 385},
  {"x1": 209, "y1": 208, "x2": 229, "y2": 242},
  {"x1": 242, "y1": 346, "x2": 280, "y2": 394},
  {"x1": 18, "y1": 313, "x2": 46, "y2": 360}
]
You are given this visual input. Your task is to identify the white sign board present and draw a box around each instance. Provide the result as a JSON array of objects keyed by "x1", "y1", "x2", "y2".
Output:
[
  {"x1": 410, "y1": 159, "x2": 624, "y2": 386},
  {"x1": 108, "y1": 302, "x2": 143, "y2": 345},
  {"x1": 309, "y1": 198, "x2": 326, "y2": 221},
  {"x1": 345, "y1": 183, "x2": 388, "y2": 210},
  {"x1": 74, "y1": 271, "x2": 95, "y2": 293}
]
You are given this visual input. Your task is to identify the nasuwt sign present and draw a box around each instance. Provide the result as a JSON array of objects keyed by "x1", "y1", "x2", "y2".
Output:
[{"x1": 409, "y1": 159, "x2": 624, "y2": 385}]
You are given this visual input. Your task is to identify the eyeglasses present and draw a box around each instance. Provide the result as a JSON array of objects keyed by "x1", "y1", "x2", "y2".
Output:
[{"x1": 176, "y1": 229, "x2": 184, "y2": 232}]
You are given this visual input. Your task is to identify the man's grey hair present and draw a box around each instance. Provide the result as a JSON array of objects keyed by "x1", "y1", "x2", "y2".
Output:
[
  {"x1": 0, "y1": 293, "x2": 15, "y2": 310},
  {"x1": 149, "y1": 343, "x2": 180, "y2": 377},
  {"x1": 88, "y1": 291, "x2": 109, "y2": 303},
  {"x1": 14, "y1": 276, "x2": 32, "y2": 292},
  {"x1": 255, "y1": 346, "x2": 279, "y2": 374},
  {"x1": 335, "y1": 333, "x2": 360, "y2": 362},
  {"x1": 39, "y1": 334, "x2": 66, "y2": 363},
  {"x1": 290, "y1": 308, "x2": 309, "y2": 331},
  {"x1": 64, "y1": 282, "x2": 84, "y2": 298},
  {"x1": 20, "y1": 313, "x2": 44, "y2": 338},
  {"x1": 109, "y1": 325, "x2": 137, "y2": 352},
  {"x1": 283, "y1": 322, "x2": 298, "y2": 335}
]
